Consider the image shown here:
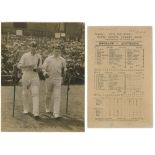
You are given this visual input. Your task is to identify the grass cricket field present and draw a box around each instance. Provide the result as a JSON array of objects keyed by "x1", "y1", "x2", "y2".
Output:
[{"x1": 1, "y1": 83, "x2": 84, "y2": 132}]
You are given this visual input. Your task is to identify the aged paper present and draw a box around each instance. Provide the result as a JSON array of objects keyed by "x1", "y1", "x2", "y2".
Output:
[{"x1": 88, "y1": 26, "x2": 152, "y2": 128}]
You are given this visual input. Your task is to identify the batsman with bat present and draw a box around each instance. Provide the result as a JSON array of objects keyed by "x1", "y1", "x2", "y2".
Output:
[
  {"x1": 17, "y1": 42, "x2": 42, "y2": 120},
  {"x1": 42, "y1": 46, "x2": 67, "y2": 119}
]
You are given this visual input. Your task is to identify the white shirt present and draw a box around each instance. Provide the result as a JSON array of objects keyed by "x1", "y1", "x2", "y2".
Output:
[
  {"x1": 18, "y1": 52, "x2": 42, "y2": 72},
  {"x1": 42, "y1": 55, "x2": 66, "y2": 79}
]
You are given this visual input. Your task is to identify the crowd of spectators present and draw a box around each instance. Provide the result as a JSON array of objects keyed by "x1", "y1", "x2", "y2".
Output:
[{"x1": 1, "y1": 34, "x2": 85, "y2": 85}]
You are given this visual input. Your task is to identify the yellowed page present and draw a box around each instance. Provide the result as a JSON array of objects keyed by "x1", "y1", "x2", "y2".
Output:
[{"x1": 88, "y1": 26, "x2": 152, "y2": 128}]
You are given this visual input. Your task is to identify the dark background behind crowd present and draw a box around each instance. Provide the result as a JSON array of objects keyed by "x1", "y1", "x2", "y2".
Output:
[{"x1": 1, "y1": 22, "x2": 85, "y2": 85}]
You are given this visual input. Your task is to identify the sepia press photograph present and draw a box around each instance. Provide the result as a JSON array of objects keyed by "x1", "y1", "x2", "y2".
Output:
[{"x1": 1, "y1": 22, "x2": 85, "y2": 132}]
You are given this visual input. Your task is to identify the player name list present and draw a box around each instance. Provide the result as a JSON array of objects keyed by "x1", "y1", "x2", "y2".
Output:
[{"x1": 93, "y1": 30, "x2": 145, "y2": 121}]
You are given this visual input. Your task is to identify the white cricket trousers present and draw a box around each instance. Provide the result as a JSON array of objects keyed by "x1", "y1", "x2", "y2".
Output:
[
  {"x1": 45, "y1": 77, "x2": 62, "y2": 116},
  {"x1": 22, "y1": 71, "x2": 40, "y2": 116}
]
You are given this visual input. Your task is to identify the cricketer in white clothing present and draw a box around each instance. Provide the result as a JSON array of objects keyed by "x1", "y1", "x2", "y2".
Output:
[
  {"x1": 42, "y1": 47, "x2": 67, "y2": 118},
  {"x1": 18, "y1": 42, "x2": 42, "y2": 120}
]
